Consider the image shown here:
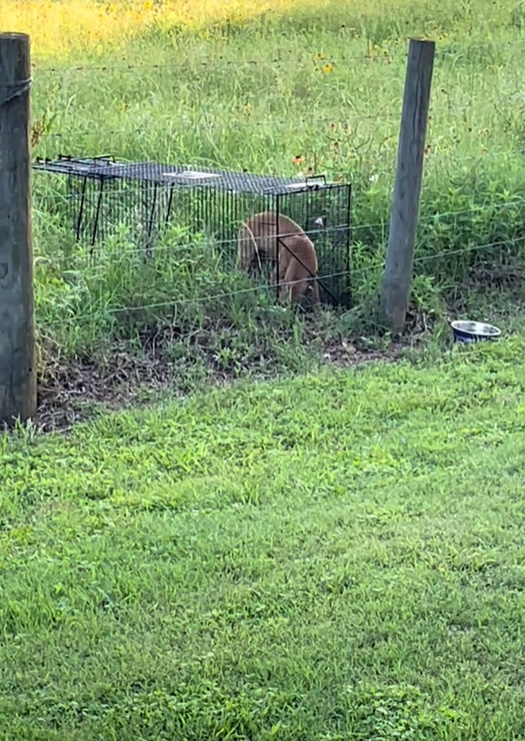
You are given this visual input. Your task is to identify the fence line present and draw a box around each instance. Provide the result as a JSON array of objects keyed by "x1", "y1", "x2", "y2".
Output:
[
  {"x1": 352, "y1": 198, "x2": 525, "y2": 230},
  {"x1": 427, "y1": 149, "x2": 525, "y2": 163},
  {"x1": 35, "y1": 233, "x2": 525, "y2": 331},
  {"x1": 33, "y1": 116, "x2": 399, "y2": 141},
  {"x1": 29, "y1": 144, "x2": 525, "y2": 184},
  {"x1": 30, "y1": 209, "x2": 525, "y2": 265},
  {"x1": 31, "y1": 116, "x2": 510, "y2": 141},
  {"x1": 31, "y1": 196, "x2": 525, "y2": 249},
  {"x1": 31, "y1": 139, "x2": 525, "y2": 166},
  {"x1": 32, "y1": 232, "x2": 525, "y2": 272},
  {"x1": 437, "y1": 39, "x2": 525, "y2": 56},
  {"x1": 413, "y1": 198, "x2": 525, "y2": 221},
  {"x1": 35, "y1": 224, "x2": 353, "y2": 266},
  {"x1": 413, "y1": 235, "x2": 525, "y2": 264},
  {"x1": 33, "y1": 54, "x2": 406, "y2": 74},
  {"x1": 39, "y1": 268, "x2": 354, "y2": 327},
  {"x1": 31, "y1": 40, "x2": 525, "y2": 74}
]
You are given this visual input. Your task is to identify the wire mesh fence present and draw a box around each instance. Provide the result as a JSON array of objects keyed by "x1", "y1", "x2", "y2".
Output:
[{"x1": 33, "y1": 234, "x2": 525, "y2": 334}]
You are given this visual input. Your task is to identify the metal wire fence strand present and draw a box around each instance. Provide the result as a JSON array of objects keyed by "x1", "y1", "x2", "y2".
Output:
[
  {"x1": 37, "y1": 224, "x2": 353, "y2": 272},
  {"x1": 0, "y1": 77, "x2": 32, "y2": 106},
  {"x1": 33, "y1": 52, "x2": 407, "y2": 74},
  {"x1": 351, "y1": 201, "x2": 525, "y2": 240},
  {"x1": 34, "y1": 232, "x2": 525, "y2": 274},
  {"x1": 436, "y1": 39, "x2": 525, "y2": 58},
  {"x1": 413, "y1": 235, "x2": 525, "y2": 267},
  {"x1": 37, "y1": 232, "x2": 525, "y2": 330},
  {"x1": 31, "y1": 198, "x2": 525, "y2": 265},
  {"x1": 39, "y1": 268, "x2": 356, "y2": 327},
  {"x1": 428, "y1": 149, "x2": 525, "y2": 164},
  {"x1": 33, "y1": 113, "x2": 400, "y2": 142},
  {"x1": 29, "y1": 53, "x2": 521, "y2": 89},
  {"x1": 31, "y1": 41, "x2": 525, "y2": 76}
]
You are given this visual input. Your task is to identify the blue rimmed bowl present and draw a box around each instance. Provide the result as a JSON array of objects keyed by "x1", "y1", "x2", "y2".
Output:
[{"x1": 451, "y1": 320, "x2": 501, "y2": 344}]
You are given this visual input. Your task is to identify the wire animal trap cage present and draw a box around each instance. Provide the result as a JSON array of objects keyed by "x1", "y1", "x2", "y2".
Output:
[{"x1": 33, "y1": 155, "x2": 352, "y2": 306}]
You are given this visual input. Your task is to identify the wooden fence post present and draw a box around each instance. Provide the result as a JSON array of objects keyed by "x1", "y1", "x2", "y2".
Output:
[
  {"x1": 380, "y1": 38, "x2": 435, "y2": 333},
  {"x1": 0, "y1": 33, "x2": 37, "y2": 426}
]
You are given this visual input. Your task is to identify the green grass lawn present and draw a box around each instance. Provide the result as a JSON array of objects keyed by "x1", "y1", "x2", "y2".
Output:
[{"x1": 2, "y1": 338, "x2": 525, "y2": 739}]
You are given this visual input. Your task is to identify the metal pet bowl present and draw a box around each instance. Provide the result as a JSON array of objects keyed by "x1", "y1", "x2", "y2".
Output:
[{"x1": 451, "y1": 320, "x2": 501, "y2": 344}]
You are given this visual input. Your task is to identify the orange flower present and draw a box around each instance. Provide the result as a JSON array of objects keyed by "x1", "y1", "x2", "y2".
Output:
[{"x1": 292, "y1": 155, "x2": 304, "y2": 165}]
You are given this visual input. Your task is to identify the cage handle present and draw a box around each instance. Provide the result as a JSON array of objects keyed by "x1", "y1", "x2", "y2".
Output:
[{"x1": 305, "y1": 174, "x2": 327, "y2": 188}]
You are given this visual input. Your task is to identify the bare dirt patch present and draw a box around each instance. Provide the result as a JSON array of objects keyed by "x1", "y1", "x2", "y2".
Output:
[{"x1": 33, "y1": 312, "x2": 431, "y2": 433}]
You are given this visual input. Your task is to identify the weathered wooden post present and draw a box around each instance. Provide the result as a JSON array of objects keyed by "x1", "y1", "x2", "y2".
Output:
[
  {"x1": 380, "y1": 38, "x2": 435, "y2": 333},
  {"x1": 0, "y1": 33, "x2": 37, "y2": 425}
]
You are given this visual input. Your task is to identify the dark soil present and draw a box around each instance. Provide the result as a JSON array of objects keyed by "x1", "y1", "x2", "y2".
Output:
[{"x1": 33, "y1": 309, "x2": 432, "y2": 433}]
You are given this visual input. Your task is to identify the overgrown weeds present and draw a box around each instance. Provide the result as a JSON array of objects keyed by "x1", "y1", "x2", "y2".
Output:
[{"x1": 15, "y1": 0, "x2": 525, "y2": 406}]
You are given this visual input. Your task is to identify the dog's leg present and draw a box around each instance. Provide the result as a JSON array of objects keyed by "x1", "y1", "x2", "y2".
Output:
[
  {"x1": 282, "y1": 263, "x2": 308, "y2": 305},
  {"x1": 238, "y1": 222, "x2": 264, "y2": 275},
  {"x1": 277, "y1": 267, "x2": 292, "y2": 304},
  {"x1": 309, "y1": 278, "x2": 321, "y2": 305}
]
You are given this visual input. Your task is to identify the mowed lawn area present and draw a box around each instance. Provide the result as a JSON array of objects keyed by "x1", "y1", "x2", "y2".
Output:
[{"x1": 1, "y1": 339, "x2": 525, "y2": 740}]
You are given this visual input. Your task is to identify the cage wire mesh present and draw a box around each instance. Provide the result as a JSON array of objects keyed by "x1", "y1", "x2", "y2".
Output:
[{"x1": 33, "y1": 155, "x2": 352, "y2": 306}]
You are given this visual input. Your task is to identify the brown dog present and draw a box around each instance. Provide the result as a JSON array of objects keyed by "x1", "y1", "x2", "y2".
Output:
[{"x1": 238, "y1": 211, "x2": 320, "y2": 305}]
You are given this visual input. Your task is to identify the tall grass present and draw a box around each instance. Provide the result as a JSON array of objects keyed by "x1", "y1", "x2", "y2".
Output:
[{"x1": 12, "y1": 0, "x2": 525, "y2": 359}]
